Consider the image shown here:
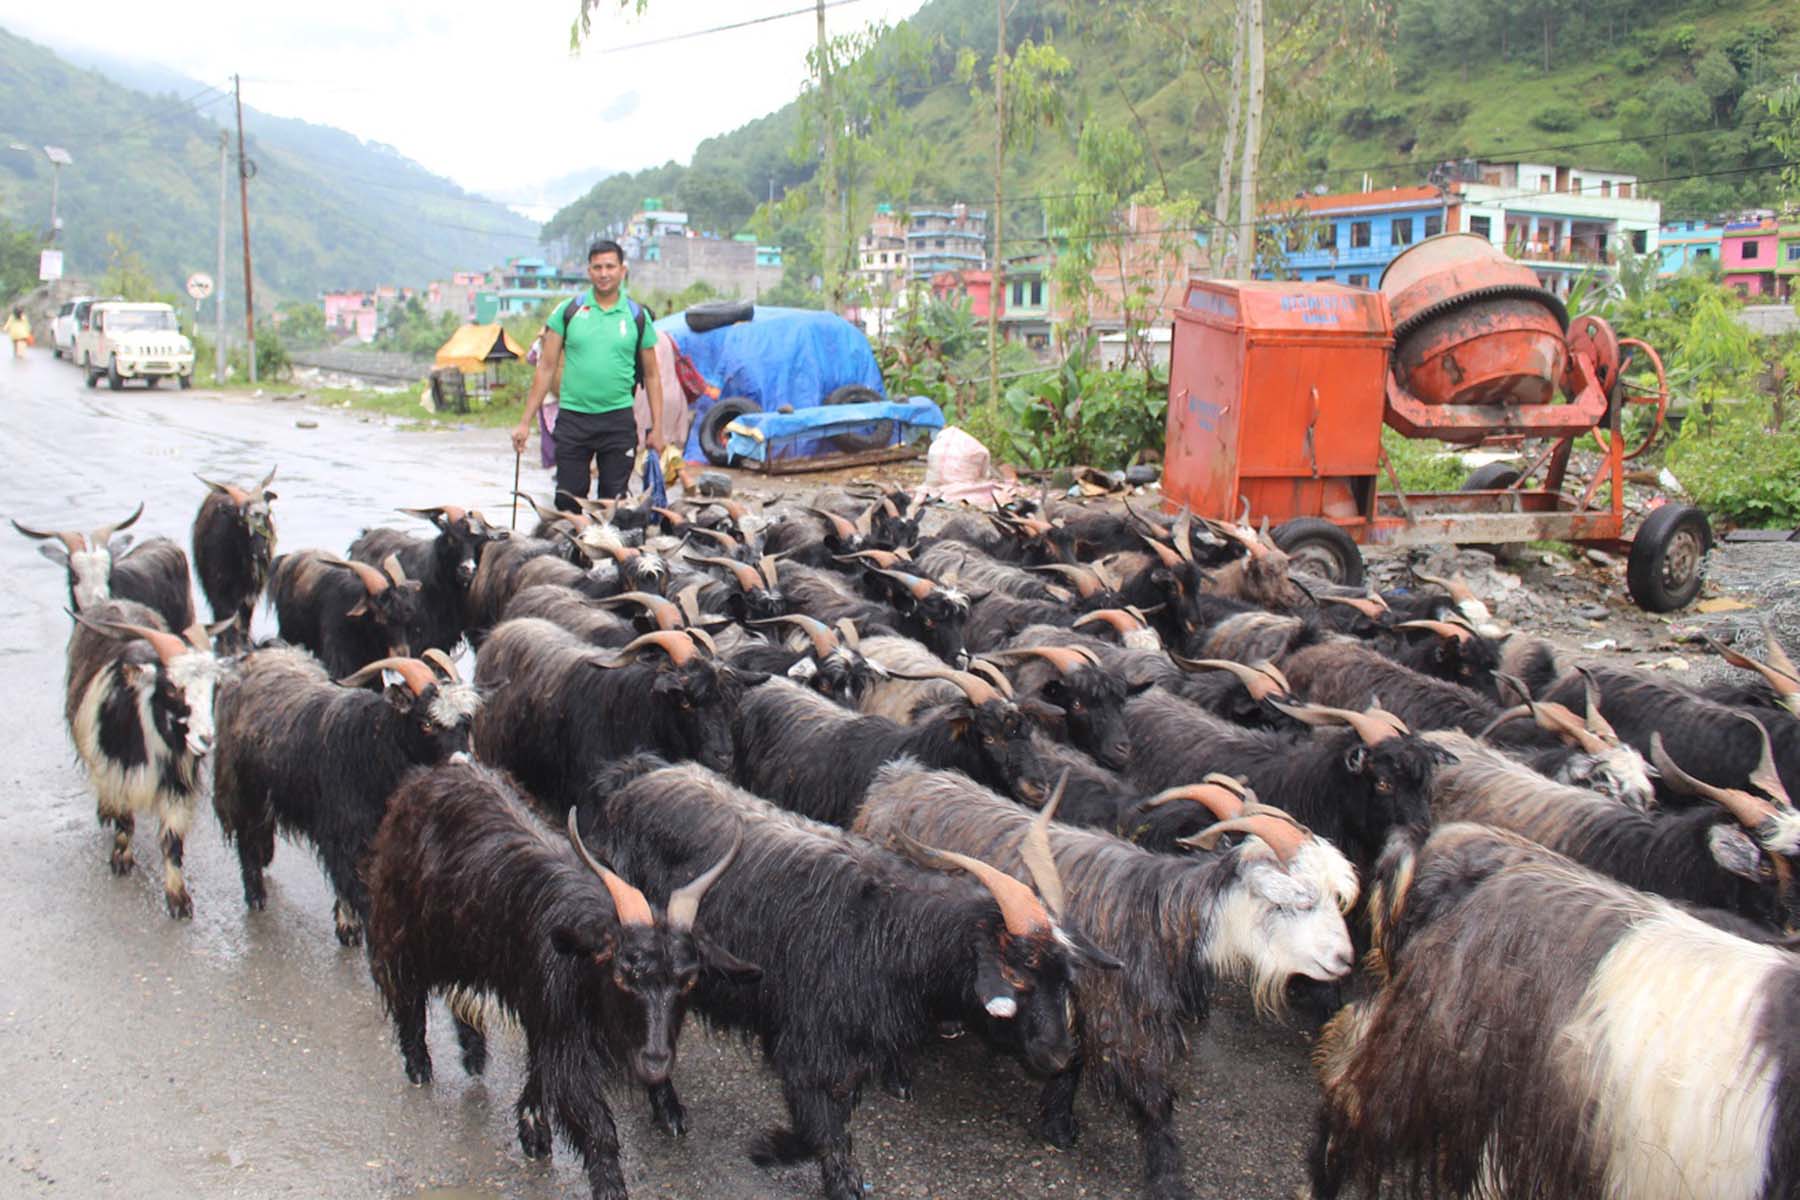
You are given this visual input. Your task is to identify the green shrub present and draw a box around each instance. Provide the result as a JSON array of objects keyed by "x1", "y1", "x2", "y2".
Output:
[
  {"x1": 1530, "y1": 104, "x2": 1583, "y2": 132},
  {"x1": 1381, "y1": 428, "x2": 1468, "y2": 492},
  {"x1": 1668, "y1": 399, "x2": 1800, "y2": 527}
]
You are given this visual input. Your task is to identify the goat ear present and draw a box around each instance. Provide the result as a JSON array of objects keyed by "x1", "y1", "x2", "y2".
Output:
[
  {"x1": 697, "y1": 936, "x2": 762, "y2": 983},
  {"x1": 1126, "y1": 678, "x2": 1157, "y2": 696},
  {"x1": 382, "y1": 682, "x2": 412, "y2": 711},
  {"x1": 36, "y1": 543, "x2": 69, "y2": 567},
  {"x1": 550, "y1": 923, "x2": 616, "y2": 963},
  {"x1": 108, "y1": 534, "x2": 135, "y2": 555},
  {"x1": 1341, "y1": 743, "x2": 1371, "y2": 775},
  {"x1": 120, "y1": 660, "x2": 154, "y2": 690},
  {"x1": 971, "y1": 948, "x2": 1019, "y2": 1019},
  {"x1": 345, "y1": 599, "x2": 370, "y2": 618},
  {"x1": 734, "y1": 670, "x2": 773, "y2": 688},
  {"x1": 651, "y1": 673, "x2": 685, "y2": 698},
  {"x1": 1707, "y1": 825, "x2": 1765, "y2": 881},
  {"x1": 1059, "y1": 926, "x2": 1123, "y2": 973},
  {"x1": 1016, "y1": 697, "x2": 1067, "y2": 732}
]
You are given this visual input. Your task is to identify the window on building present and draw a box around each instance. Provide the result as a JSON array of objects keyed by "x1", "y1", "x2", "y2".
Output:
[
  {"x1": 1696, "y1": 248, "x2": 1713, "y2": 260},
  {"x1": 1030, "y1": 280, "x2": 1043, "y2": 306},
  {"x1": 935, "y1": 238, "x2": 946, "y2": 248},
  {"x1": 1347, "y1": 273, "x2": 1370, "y2": 287},
  {"x1": 1469, "y1": 215, "x2": 1492, "y2": 239},
  {"x1": 1600, "y1": 180, "x2": 1612, "y2": 198},
  {"x1": 1538, "y1": 174, "x2": 1552, "y2": 192},
  {"x1": 1392, "y1": 218, "x2": 1413, "y2": 246},
  {"x1": 1350, "y1": 221, "x2": 1372, "y2": 248},
  {"x1": 1011, "y1": 281, "x2": 1025, "y2": 306},
  {"x1": 1317, "y1": 274, "x2": 1335, "y2": 282},
  {"x1": 1571, "y1": 176, "x2": 1583, "y2": 193},
  {"x1": 1424, "y1": 215, "x2": 1443, "y2": 238},
  {"x1": 1617, "y1": 183, "x2": 1632, "y2": 198},
  {"x1": 1788, "y1": 244, "x2": 1800, "y2": 263},
  {"x1": 1631, "y1": 230, "x2": 1647, "y2": 253},
  {"x1": 1743, "y1": 241, "x2": 1761, "y2": 260}
]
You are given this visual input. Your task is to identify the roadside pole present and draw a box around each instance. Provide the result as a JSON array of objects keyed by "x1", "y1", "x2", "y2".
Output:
[
  {"x1": 235, "y1": 75, "x2": 257, "y2": 384},
  {"x1": 216, "y1": 131, "x2": 228, "y2": 384}
]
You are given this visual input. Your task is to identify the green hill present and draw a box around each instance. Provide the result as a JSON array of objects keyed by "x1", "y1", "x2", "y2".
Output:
[
  {"x1": 0, "y1": 27, "x2": 540, "y2": 303},
  {"x1": 549, "y1": 0, "x2": 1798, "y2": 253}
]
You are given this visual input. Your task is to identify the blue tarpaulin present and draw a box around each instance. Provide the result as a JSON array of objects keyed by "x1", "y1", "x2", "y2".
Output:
[
  {"x1": 725, "y1": 399, "x2": 945, "y2": 465},
  {"x1": 654, "y1": 306, "x2": 886, "y2": 463}
]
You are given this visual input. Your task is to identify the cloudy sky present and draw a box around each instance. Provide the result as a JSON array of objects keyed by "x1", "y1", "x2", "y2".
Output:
[{"x1": 3, "y1": 0, "x2": 928, "y2": 209}]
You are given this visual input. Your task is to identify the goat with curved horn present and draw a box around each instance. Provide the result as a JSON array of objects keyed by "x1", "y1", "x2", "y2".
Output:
[
  {"x1": 567, "y1": 808, "x2": 654, "y2": 927},
  {"x1": 665, "y1": 829, "x2": 742, "y2": 932}
]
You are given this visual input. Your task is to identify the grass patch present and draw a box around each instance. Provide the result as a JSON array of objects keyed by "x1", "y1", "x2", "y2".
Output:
[{"x1": 304, "y1": 384, "x2": 527, "y2": 431}]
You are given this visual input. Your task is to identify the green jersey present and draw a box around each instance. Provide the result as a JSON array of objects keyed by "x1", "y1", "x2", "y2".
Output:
[{"x1": 547, "y1": 289, "x2": 657, "y2": 414}]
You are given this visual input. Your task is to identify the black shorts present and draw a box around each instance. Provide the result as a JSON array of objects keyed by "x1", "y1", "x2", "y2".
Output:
[{"x1": 554, "y1": 406, "x2": 637, "y2": 508}]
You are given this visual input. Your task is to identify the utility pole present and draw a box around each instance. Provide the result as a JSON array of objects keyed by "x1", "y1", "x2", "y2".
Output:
[
  {"x1": 1235, "y1": 0, "x2": 1265, "y2": 282},
  {"x1": 216, "y1": 131, "x2": 229, "y2": 383},
  {"x1": 234, "y1": 74, "x2": 257, "y2": 384},
  {"x1": 816, "y1": 0, "x2": 839, "y2": 313},
  {"x1": 43, "y1": 146, "x2": 71, "y2": 240},
  {"x1": 988, "y1": 0, "x2": 1005, "y2": 409}
]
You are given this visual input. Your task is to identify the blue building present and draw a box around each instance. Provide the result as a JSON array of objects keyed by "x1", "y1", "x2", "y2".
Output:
[
  {"x1": 1259, "y1": 186, "x2": 1448, "y2": 287},
  {"x1": 1657, "y1": 220, "x2": 1724, "y2": 276}
]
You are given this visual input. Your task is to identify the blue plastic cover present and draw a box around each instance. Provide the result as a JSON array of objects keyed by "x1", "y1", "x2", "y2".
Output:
[
  {"x1": 654, "y1": 306, "x2": 886, "y2": 462},
  {"x1": 725, "y1": 399, "x2": 945, "y2": 464}
]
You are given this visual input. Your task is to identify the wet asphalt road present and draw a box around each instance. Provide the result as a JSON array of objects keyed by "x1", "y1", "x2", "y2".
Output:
[{"x1": 0, "y1": 349, "x2": 1323, "y2": 1199}]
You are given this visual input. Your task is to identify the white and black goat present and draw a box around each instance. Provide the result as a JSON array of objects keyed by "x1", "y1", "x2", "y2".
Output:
[
  {"x1": 65, "y1": 602, "x2": 224, "y2": 917},
  {"x1": 15, "y1": 502, "x2": 195, "y2": 631}
]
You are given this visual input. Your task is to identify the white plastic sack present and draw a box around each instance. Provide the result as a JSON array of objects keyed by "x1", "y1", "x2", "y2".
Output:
[{"x1": 921, "y1": 426, "x2": 1017, "y2": 506}]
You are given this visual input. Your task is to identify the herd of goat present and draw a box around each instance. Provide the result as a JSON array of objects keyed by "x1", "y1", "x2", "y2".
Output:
[{"x1": 11, "y1": 471, "x2": 1800, "y2": 1200}]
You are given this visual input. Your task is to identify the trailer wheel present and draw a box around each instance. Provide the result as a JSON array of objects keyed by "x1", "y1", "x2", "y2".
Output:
[
  {"x1": 1461, "y1": 463, "x2": 1520, "y2": 491},
  {"x1": 697, "y1": 396, "x2": 759, "y2": 466},
  {"x1": 1272, "y1": 518, "x2": 1365, "y2": 588},
  {"x1": 1627, "y1": 503, "x2": 1711, "y2": 613}
]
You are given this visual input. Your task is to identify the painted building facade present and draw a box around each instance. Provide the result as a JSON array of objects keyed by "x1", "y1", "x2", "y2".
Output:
[
  {"x1": 1657, "y1": 220, "x2": 1723, "y2": 275},
  {"x1": 1261, "y1": 186, "x2": 1447, "y2": 286},
  {"x1": 1721, "y1": 219, "x2": 1781, "y2": 297},
  {"x1": 1451, "y1": 162, "x2": 1660, "y2": 296},
  {"x1": 908, "y1": 204, "x2": 988, "y2": 281}
]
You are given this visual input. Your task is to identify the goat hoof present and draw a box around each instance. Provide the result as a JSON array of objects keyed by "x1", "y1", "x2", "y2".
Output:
[
  {"x1": 404, "y1": 1057, "x2": 433, "y2": 1087},
  {"x1": 1037, "y1": 1113, "x2": 1080, "y2": 1150},
  {"x1": 1148, "y1": 1178, "x2": 1194, "y2": 1200},
  {"x1": 460, "y1": 1044, "x2": 487, "y2": 1077},
  {"x1": 109, "y1": 848, "x2": 134, "y2": 876},
  {"x1": 517, "y1": 1108, "x2": 552, "y2": 1159},
  {"x1": 652, "y1": 1104, "x2": 687, "y2": 1138},
  {"x1": 335, "y1": 921, "x2": 363, "y2": 948},
  {"x1": 822, "y1": 1166, "x2": 866, "y2": 1200},
  {"x1": 165, "y1": 889, "x2": 193, "y2": 920},
  {"x1": 244, "y1": 887, "x2": 266, "y2": 911},
  {"x1": 879, "y1": 1069, "x2": 913, "y2": 1102}
]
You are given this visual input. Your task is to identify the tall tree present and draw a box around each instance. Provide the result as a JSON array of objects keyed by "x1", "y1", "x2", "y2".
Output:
[{"x1": 1235, "y1": 0, "x2": 1265, "y2": 282}]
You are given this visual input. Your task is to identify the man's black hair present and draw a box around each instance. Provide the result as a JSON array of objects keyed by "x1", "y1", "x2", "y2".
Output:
[{"x1": 587, "y1": 239, "x2": 626, "y2": 263}]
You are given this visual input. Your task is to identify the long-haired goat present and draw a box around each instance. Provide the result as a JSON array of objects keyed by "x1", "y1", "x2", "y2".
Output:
[
  {"x1": 585, "y1": 756, "x2": 1114, "y2": 1200},
  {"x1": 726, "y1": 615, "x2": 885, "y2": 706},
  {"x1": 64, "y1": 601, "x2": 223, "y2": 917},
  {"x1": 349, "y1": 505, "x2": 507, "y2": 655},
  {"x1": 782, "y1": 561, "x2": 972, "y2": 668},
  {"x1": 211, "y1": 648, "x2": 481, "y2": 943},
  {"x1": 191, "y1": 468, "x2": 277, "y2": 652},
  {"x1": 15, "y1": 502, "x2": 196, "y2": 631},
  {"x1": 856, "y1": 762, "x2": 1357, "y2": 1200},
  {"x1": 365, "y1": 760, "x2": 751, "y2": 1200},
  {"x1": 270, "y1": 549, "x2": 422, "y2": 678},
  {"x1": 1313, "y1": 821, "x2": 1800, "y2": 1200},
  {"x1": 474, "y1": 623, "x2": 764, "y2": 810}
]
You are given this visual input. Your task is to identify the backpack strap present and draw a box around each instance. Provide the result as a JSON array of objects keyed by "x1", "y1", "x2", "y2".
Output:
[
  {"x1": 559, "y1": 292, "x2": 588, "y2": 339},
  {"x1": 630, "y1": 300, "x2": 657, "y2": 394}
]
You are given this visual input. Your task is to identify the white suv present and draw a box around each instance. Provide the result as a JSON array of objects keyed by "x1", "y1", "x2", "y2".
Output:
[
  {"x1": 77, "y1": 302, "x2": 195, "y2": 390},
  {"x1": 51, "y1": 297, "x2": 95, "y2": 359}
]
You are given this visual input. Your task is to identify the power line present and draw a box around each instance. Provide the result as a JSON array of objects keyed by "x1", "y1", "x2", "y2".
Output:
[
  {"x1": 596, "y1": 0, "x2": 868, "y2": 54},
  {"x1": 83, "y1": 81, "x2": 231, "y2": 148}
]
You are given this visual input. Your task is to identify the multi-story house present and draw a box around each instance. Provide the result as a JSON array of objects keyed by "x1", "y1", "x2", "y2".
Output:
[
  {"x1": 1721, "y1": 218, "x2": 1781, "y2": 298},
  {"x1": 1657, "y1": 220, "x2": 1723, "y2": 275},
  {"x1": 1778, "y1": 218, "x2": 1800, "y2": 302},
  {"x1": 857, "y1": 206, "x2": 910, "y2": 299},
  {"x1": 907, "y1": 204, "x2": 988, "y2": 281},
  {"x1": 1452, "y1": 161, "x2": 1659, "y2": 295},
  {"x1": 1261, "y1": 186, "x2": 1447, "y2": 286}
]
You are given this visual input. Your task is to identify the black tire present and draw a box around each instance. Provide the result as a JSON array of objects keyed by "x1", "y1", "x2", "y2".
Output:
[
  {"x1": 824, "y1": 384, "x2": 883, "y2": 406},
  {"x1": 1627, "y1": 503, "x2": 1711, "y2": 613},
  {"x1": 84, "y1": 354, "x2": 98, "y2": 388},
  {"x1": 178, "y1": 374, "x2": 192, "y2": 390},
  {"x1": 684, "y1": 300, "x2": 755, "y2": 334},
  {"x1": 1272, "y1": 517, "x2": 1366, "y2": 588},
  {"x1": 697, "y1": 396, "x2": 760, "y2": 467},
  {"x1": 143, "y1": 375, "x2": 159, "y2": 389},
  {"x1": 106, "y1": 357, "x2": 124, "y2": 391},
  {"x1": 51, "y1": 347, "x2": 61, "y2": 360},
  {"x1": 1461, "y1": 463, "x2": 1521, "y2": 491}
]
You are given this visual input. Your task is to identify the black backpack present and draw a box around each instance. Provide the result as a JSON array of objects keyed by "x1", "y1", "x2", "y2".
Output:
[{"x1": 559, "y1": 293, "x2": 656, "y2": 393}]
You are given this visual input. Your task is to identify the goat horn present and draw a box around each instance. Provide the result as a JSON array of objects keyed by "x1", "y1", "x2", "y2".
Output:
[
  {"x1": 566, "y1": 808, "x2": 654, "y2": 928},
  {"x1": 1178, "y1": 811, "x2": 1308, "y2": 864},
  {"x1": 750, "y1": 614, "x2": 838, "y2": 658},
  {"x1": 257, "y1": 465, "x2": 278, "y2": 492},
  {"x1": 686, "y1": 552, "x2": 763, "y2": 592},
  {"x1": 871, "y1": 568, "x2": 936, "y2": 601},
  {"x1": 666, "y1": 829, "x2": 741, "y2": 933},
  {"x1": 1520, "y1": 700, "x2": 1609, "y2": 755},
  {"x1": 1269, "y1": 698, "x2": 1405, "y2": 745},
  {"x1": 1030, "y1": 563, "x2": 1103, "y2": 598},
  {"x1": 71, "y1": 611, "x2": 189, "y2": 666},
  {"x1": 323, "y1": 555, "x2": 391, "y2": 595},
  {"x1": 196, "y1": 475, "x2": 250, "y2": 503},
  {"x1": 1171, "y1": 507, "x2": 1195, "y2": 563},
  {"x1": 894, "y1": 833, "x2": 1051, "y2": 936},
  {"x1": 1706, "y1": 632, "x2": 1800, "y2": 709},
  {"x1": 854, "y1": 501, "x2": 879, "y2": 536},
  {"x1": 603, "y1": 631, "x2": 699, "y2": 667},
  {"x1": 685, "y1": 526, "x2": 740, "y2": 551},
  {"x1": 836, "y1": 618, "x2": 861, "y2": 650},
  {"x1": 1142, "y1": 778, "x2": 1252, "y2": 822},
  {"x1": 336, "y1": 656, "x2": 435, "y2": 694},
  {"x1": 984, "y1": 645, "x2": 1099, "y2": 675},
  {"x1": 833, "y1": 549, "x2": 907, "y2": 569},
  {"x1": 11, "y1": 520, "x2": 86, "y2": 553},
  {"x1": 597, "y1": 591, "x2": 684, "y2": 631},
  {"x1": 759, "y1": 555, "x2": 780, "y2": 590},
  {"x1": 1396, "y1": 619, "x2": 1472, "y2": 643},
  {"x1": 421, "y1": 648, "x2": 460, "y2": 682},
  {"x1": 898, "y1": 667, "x2": 1003, "y2": 707},
  {"x1": 382, "y1": 553, "x2": 409, "y2": 586},
  {"x1": 650, "y1": 506, "x2": 688, "y2": 528},
  {"x1": 806, "y1": 507, "x2": 859, "y2": 541},
  {"x1": 1073, "y1": 608, "x2": 1145, "y2": 635},
  {"x1": 1323, "y1": 594, "x2": 1389, "y2": 621},
  {"x1": 91, "y1": 501, "x2": 145, "y2": 546},
  {"x1": 1736, "y1": 714, "x2": 1792, "y2": 807},
  {"x1": 1650, "y1": 733, "x2": 1783, "y2": 836},
  {"x1": 1171, "y1": 656, "x2": 1288, "y2": 701},
  {"x1": 1495, "y1": 672, "x2": 1535, "y2": 706},
  {"x1": 1139, "y1": 533, "x2": 1182, "y2": 569},
  {"x1": 965, "y1": 659, "x2": 1015, "y2": 698},
  {"x1": 1572, "y1": 666, "x2": 1619, "y2": 741},
  {"x1": 1019, "y1": 770, "x2": 1068, "y2": 920}
]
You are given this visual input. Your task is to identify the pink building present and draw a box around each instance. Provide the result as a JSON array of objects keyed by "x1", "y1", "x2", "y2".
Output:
[
  {"x1": 1721, "y1": 219, "x2": 1779, "y2": 297},
  {"x1": 322, "y1": 290, "x2": 378, "y2": 343}
]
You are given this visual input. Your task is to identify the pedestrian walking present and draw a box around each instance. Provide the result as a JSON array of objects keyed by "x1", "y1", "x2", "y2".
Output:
[
  {"x1": 512, "y1": 240, "x2": 664, "y2": 509},
  {"x1": 4, "y1": 307, "x2": 29, "y2": 359}
]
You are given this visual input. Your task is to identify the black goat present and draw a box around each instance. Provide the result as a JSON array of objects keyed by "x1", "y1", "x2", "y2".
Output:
[
  {"x1": 727, "y1": 615, "x2": 885, "y2": 705},
  {"x1": 474, "y1": 623, "x2": 763, "y2": 810},
  {"x1": 501, "y1": 584, "x2": 637, "y2": 647},
  {"x1": 270, "y1": 550, "x2": 421, "y2": 679},
  {"x1": 857, "y1": 762, "x2": 1357, "y2": 1200},
  {"x1": 349, "y1": 505, "x2": 506, "y2": 655},
  {"x1": 1123, "y1": 690, "x2": 1449, "y2": 875},
  {"x1": 585, "y1": 756, "x2": 1112, "y2": 1200},
  {"x1": 192, "y1": 468, "x2": 277, "y2": 652},
  {"x1": 1313, "y1": 821, "x2": 1800, "y2": 1200},
  {"x1": 686, "y1": 551, "x2": 785, "y2": 622},
  {"x1": 730, "y1": 671, "x2": 1036, "y2": 826},
  {"x1": 212, "y1": 649, "x2": 481, "y2": 943},
  {"x1": 780, "y1": 561, "x2": 971, "y2": 668},
  {"x1": 365, "y1": 760, "x2": 749, "y2": 1200},
  {"x1": 65, "y1": 602, "x2": 224, "y2": 917},
  {"x1": 15, "y1": 502, "x2": 196, "y2": 631},
  {"x1": 985, "y1": 644, "x2": 1147, "y2": 769}
]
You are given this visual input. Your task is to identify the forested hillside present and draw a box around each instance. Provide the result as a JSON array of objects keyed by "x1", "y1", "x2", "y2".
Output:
[
  {"x1": 0, "y1": 28, "x2": 539, "y2": 302},
  {"x1": 549, "y1": 0, "x2": 1798, "y2": 252}
]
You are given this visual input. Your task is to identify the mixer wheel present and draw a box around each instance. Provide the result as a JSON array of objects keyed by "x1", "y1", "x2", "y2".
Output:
[
  {"x1": 1272, "y1": 518, "x2": 1365, "y2": 588},
  {"x1": 1627, "y1": 503, "x2": 1711, "y2": 613}
]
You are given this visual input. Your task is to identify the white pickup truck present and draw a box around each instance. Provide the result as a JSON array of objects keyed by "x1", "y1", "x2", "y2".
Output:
[{"x1": 76, "y1": 301, "x2": 195, "y2": 390}]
